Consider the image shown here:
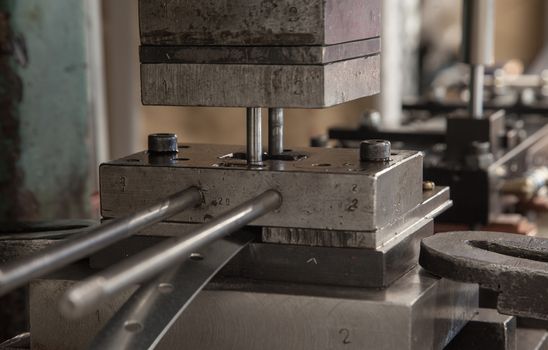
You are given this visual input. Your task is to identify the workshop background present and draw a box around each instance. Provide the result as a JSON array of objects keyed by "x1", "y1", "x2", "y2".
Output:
[{"x1": 1, "y1": 0, "x2": 545, "y2": 223}]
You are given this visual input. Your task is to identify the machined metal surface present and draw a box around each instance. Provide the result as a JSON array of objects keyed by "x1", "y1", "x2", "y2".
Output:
[
  {"x1": 89, "y1": 218, "x2": 438, "y2": 288},
  {"x1": 260, "y1": 186, "x2": 450, "y2": 248},
  {"x1": 90, "y1": 232, "x2": 253, "y2": 350},
  {"x1": 420, "y1": 231, "x2": 548, "y2": 320},
  {"x1": 90, "y1": 187, "x2": 450, "y2": 289},
  {"x1": 140, "y1": 55, "x2": 380, "y2": 108},
  {"x1": 0, "y1": 187, "x2": 201, "y2": 296},
  {"x1": 246, "y1": 108, "x2": 263, "y2": 166},
  {"x1": 445, "y1": 308, "x2": 516, "y2": 350},
  {"x1": 139, "y1": 0, "x2": 381, "y2": 46},
  {"x1": 62, "y1": 190, "x2": 281, "y2": 318},
  {"x1": 139, "y1": 38, "x2": 381, "y2": 65},
  {"x1": 234, "y1": 219, "x2": 434, "y2": 288},
  {"x1": 268, "y1": 108, "x2": 284, "y2": 156},
  {"x1": 29, "y1": 267, "x2": 478, "y2": 350},
  {"x1": 100, "y1": 144, "x2": 423, "y2": 241},
  {"x1": 516, "y1": 328, "x2": 548, "y2": 350}
]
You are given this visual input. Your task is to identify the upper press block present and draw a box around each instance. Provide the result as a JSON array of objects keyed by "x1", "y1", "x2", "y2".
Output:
[{"x1": 139, "y1": 0, "x2": 381, "y2": 46}]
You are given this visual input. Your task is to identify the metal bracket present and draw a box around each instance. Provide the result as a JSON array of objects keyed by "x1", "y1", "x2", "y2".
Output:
[
  {"x1": 420, "y1": 231, "x2": 548, "y2": 320},
  {"x1": 90, "y1": 231, "x2": 254, "y2": 350}
]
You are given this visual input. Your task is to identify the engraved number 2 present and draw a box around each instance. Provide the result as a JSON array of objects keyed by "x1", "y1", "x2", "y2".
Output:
[{"x1": 339, "y1": 328, "x2": 351, "y2": 345}]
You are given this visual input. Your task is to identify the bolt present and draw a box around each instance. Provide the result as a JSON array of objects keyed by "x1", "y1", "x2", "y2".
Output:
[
  {"x1": 148, "y1": 133, "x2": 178, "y2": 153},
  {"x1": 423, "y1": 181, "x2": 436, "y2": 191},
  {"x1": 360, "y1": 140, "x2": 391, "y2": 162}
]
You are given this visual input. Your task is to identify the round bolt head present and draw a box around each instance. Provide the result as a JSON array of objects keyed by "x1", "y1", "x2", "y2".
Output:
[
  {"x1": 360, "y1": 140, "x2": 391, "y2": 162},
  {"x1": 148, "y1": 133, "x2": 178, "y2": 153},
  {"x1": 423, "y1": 181, "x2": 436, "y2": 191}
]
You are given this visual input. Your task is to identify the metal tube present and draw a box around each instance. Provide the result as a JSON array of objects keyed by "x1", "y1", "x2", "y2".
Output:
[
  {"x1": 61, "y1": 190, "x2": 282, "y2": 318},
  {"x1": 268, "y1": 108, "x2": 284, "y2": 156},
  {"x1": 469, "y1": 64, "x2": 485, "y2": 119},
  {"x1": 246, "y1": 107, "x2": 263, "y2": 165},
  {"x1": 461, "y1": 0, "x2": 495, "y2": 66},
  {"x1": 0, "y1": 187, "x2": 202, "y2": 296},
  {"x1": 462, "y1": 0, "x2": 494, "y2": 119}
]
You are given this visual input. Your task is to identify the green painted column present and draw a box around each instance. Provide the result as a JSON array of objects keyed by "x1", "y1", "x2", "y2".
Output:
[
  {"x1": 0, "y1": 0, "x2": 96, "y2": 341},
  {"x1": 0, "y1": 0, "x2": 92, "y2": 221}
]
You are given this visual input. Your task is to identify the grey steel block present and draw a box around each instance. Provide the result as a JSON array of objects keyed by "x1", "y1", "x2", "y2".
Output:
[
  {"x1": 139, "y1": 38, "x2": 381, "y2": 65},
  {"x1": 139, "y1": 0, "x2": 381, "y2": 46},
  {"x1": 99, "y1": 144, "x2": 423, "y2": 245},
  {"x1": 29, "y1": 268, "x2": 478, "y2": 350},
  {"x1": 140, "y1": 54, "x2": 380, "y2": 108}
]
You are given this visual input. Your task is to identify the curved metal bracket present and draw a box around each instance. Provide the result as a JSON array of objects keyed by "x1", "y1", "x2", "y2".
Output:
[
  {"x1": 420, "y1": 231, "x2": 548, "y2": 321},
  {"x1": 90, "y1": 231, "x2": 253, "y2": 350}
]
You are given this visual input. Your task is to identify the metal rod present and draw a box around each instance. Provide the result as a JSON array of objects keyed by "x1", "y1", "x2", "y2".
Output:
[
  {"x1": 461, "y1": 0, "x2": 495, "y2": 66},
  {"x1": 61, "y1": 190, "x2": 282, "y2": 318},
  {"x1": 90, "y1": 232, "x2": 253, "y2": 350},
  {"x1": 268, "y1": 108, "x2": 284, "y2": 156},
  {"x1": 469, "y1": 64, "x2": 485, "y2": 119},
  {"x1": 462, "y1": 0, "x2": 494, "y2": 119},
  {"x1": 246, "y1": 107, "x2": 263, "y2": 165},
  {"x1": 0, "y1": 187, "x2": 202, "y2": 296}
]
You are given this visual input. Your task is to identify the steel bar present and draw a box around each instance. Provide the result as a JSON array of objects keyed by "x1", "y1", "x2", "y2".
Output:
[
  {"x1": 61, "y1": 190, "x2": 282, "y2": 318},
  {"x1": 268, "y1": 108, "x2": 284, "y2": 156},
  {"x1": 462, "y1": 0, "x2": 494, "y2": 119},
  {"x1": 246, "y1": 107, "x2": 263, "y2": 165},
  {"x1": 0, "y1": 187, "x2": 202, "y2": 296},
  {"x1": 469, "y1": 64, "x2": 485, "y2": 118},
  {"x1": 90, "y1": 231, "x2": 253, "y2": 350},
  {"x1": 462, "y1": 0, "x2": 495, "y2": 66}
]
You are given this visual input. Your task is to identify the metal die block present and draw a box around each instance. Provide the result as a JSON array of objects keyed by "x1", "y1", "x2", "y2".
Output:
[
  {"x1": 90, "y1": 219, "x2": 436, "y2": 288},
  {"x1": 139, "y1": 38, "x2": 381, "y2": 65},
  {"x1": 446, "y1": 110, "x2": 506, "y2": 162},
  {"x1": 99, "y1": 144, "x2": 423, "y2": 236},
  {"x1": 232, "y1": 219, "x2": 434, "y2": 288},
  {"x1": 139, "y1": 0, "x2": 381, "y2": 46},
  {"x1": 261, "y1": 186, "x2": 451, "y2": 248},
  {"x1": 28, "y1": 268, "x2": 478, "y2": 350},
  {"x1": 140, "y1": 54, "x2": 380, "y2": 108},
  {"x1": 445, "y1": 308, "x2": 517, "y2": 350}
]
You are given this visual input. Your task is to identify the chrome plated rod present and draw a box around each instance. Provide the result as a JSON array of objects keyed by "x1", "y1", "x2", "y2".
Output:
[
  {"x1": 462, "y1": 0, "x2": 495, "y2": 66},
  {"x1": 462, "y1": 0, "x2": 494, "y2": 119},
  {"x1": 268, "y1": 108, "x2": 284, "y2": 156},
  {"x1": 469, "y1": 64, "x2": 485, "y2": 118},
  {"x1": 61, "y1": 190, "x2": 282, "y2": 318},
  {"x1": 246, "y1": 107, "x2": 263, "y2": 165},
  {"x1": 0, "y1": 187, "x2": 202, "y2": 296}
]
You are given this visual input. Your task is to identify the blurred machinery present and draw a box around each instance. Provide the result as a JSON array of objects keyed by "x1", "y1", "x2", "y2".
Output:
[
  {"x1": 329, "y1": 0, "x2": 548, "y2": 234},
  {"x1": 0, "y1": 1, "x2": 547, "y2": 350}
]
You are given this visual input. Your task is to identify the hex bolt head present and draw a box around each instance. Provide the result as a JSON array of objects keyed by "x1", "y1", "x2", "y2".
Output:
[
  {"x1": 360, "y1": 140, "x2": 391, "y2": 162},
  {"x1": 148, "y1": 133, "x2": 178, "y2": 153}
]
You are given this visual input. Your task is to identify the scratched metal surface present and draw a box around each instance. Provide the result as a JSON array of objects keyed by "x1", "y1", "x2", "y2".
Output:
[
  {"x1": 139, "y1": 0, "x2": 381, "y2": 46},
  {"x1": 29, "y1": 268, "x2": 478, "y2": 350},
  {"x1": 100, "y1": 144, "x2": 423, "y2": 234},
  {"x1": 140, "y1": 54, "x2": 381, "y2": 108}
]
